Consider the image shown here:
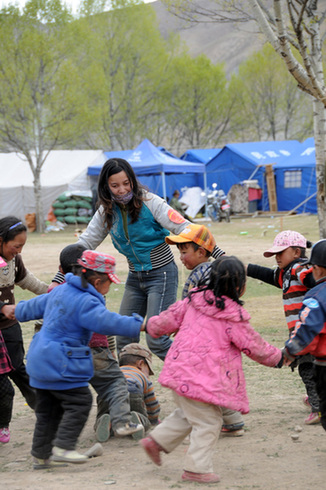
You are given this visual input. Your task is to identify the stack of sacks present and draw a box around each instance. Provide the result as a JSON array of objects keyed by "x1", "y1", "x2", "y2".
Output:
[{"x1": 52, "y1": 192, "x2": 93, "y2": 225}]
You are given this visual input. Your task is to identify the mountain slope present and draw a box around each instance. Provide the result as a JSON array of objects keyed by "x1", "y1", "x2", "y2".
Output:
[{"x1": 151, "y1": 0, "x2": 265, "y2": 75}]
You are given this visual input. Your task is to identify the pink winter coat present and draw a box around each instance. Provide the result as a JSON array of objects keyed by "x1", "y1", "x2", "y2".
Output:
[{"x1": 147, "y1": 291, "x2": 282, "y2": 414}]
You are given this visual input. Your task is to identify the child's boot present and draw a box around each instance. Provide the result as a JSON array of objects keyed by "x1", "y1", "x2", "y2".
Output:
[
  {"x1": 182, "y1": 470, "x2": 221, "y2": 483},
  {"x1": 114, "y1": 420, "x2": 143, "y2": 437},
  {"x1": 221, "y1": 422, "x2": 244, "y2": 437},
  {"x1": 33, "y1": 457, "x2": 68, "y2": 470},
  {"x1": 0, "y1": 427, "x2": 10, "y2": 444},
  {"x1": 52, "y1": 446, "x2": 88, "y2": 463},
  {"x1": 140, "y1": 435, "x2": 163, "y2": 466},
  {"x1": 95, "y1": 414, "x2": 111, "y2": 442},
  {"x1": 130, "y1": 412, "x2": 145, "y2": 441}
]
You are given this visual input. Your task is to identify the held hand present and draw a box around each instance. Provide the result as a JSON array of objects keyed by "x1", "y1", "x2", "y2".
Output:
[
  {"x1": 282, "y1": 348, "x2": 296, "y2": 366},
  {"x1": 283, "y1": 356, "x2": 294, "y2": 367},
  {"x1": 1, "y1": 304, "x2": 16, "y2": 320}
]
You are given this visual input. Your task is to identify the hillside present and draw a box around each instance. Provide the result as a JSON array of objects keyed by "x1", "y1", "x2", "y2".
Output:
[{"x1": 151, "y1": 0, "x2": 265, "y2": 75}]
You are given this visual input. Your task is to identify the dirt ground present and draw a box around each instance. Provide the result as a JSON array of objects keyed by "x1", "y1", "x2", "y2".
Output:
[{"x1": 2, "y1": 216, "x2": 326, "y2": 489}]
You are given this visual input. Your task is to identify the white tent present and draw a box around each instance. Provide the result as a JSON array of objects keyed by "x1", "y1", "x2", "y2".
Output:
[{"x1": 0, "y1": 150, "x2": 106, "y2": 221}]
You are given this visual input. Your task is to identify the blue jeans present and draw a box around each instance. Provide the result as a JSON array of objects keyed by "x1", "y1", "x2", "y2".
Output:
[
  {"x1": 90, "y1": 347, "x2": 132, "y2": 430},
  {"x1": 116, "y1": 261, "x2": 178, "y2": 360}
]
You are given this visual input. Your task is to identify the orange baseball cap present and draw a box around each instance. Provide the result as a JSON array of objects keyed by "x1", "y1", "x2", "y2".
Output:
[{"x1": 165, "y1": 224, "x2": 216, "y2": 253}]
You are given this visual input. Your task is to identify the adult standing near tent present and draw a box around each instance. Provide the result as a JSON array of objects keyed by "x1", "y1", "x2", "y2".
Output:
[
  {"x1": 169, "y1": 190, "x2": 194, "y2": 223},
  {"x1": 76, "y1": 158, "x2": 224, "y2": 360}
]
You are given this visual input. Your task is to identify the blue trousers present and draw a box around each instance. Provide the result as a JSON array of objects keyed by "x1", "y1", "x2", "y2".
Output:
[{"x1": 116, "y1": 261, "x2": 178, "y2": 360}]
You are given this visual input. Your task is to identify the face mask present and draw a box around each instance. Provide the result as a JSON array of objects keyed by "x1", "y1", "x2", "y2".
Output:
[{"x1": 112, "y1": 190, "x2": 134, "y2": 205}]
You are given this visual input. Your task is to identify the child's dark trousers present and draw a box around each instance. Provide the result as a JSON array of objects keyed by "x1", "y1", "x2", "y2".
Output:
[{"x1": 31, "y1": 386, "x2": 92, "y2": 459}]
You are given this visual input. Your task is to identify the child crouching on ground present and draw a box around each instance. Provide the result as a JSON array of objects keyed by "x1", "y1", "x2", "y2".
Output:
[
  {"x1": 14, "y1": 250, "x2": 144, "y2": 469},
  {"x1": 141, "y1": 256, "x2": 283, "y2": 484},
  {"x1": 118, "y1": 343, "x2": 160, "y2": 439}
]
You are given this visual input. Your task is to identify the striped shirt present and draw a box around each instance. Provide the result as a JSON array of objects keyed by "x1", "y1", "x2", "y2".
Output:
[
  {"x1": 182, "y1": 262, "x2": 212, "y2": 300},
  {"x1": 120, "y1": 365, "x2": 160, "y2": 424},
  {"x1": 127, "y1": 242, "x2": 174, "y2": 272},
  {"x1": 247, "y1": 260, "x2": 315, "y2": 331},
  {"x1": 181, "y1": 245, "x2": 225, "y2": 300}
]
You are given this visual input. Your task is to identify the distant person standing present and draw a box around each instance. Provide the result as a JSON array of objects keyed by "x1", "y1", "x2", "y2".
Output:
[{"x1": 169, "y1": 190, "x2": 193, "y2": 222}]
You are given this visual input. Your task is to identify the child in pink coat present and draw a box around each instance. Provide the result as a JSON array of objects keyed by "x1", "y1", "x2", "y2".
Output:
[{"x1": 141, "y1": 255, "x2": 283, "y2": 485}]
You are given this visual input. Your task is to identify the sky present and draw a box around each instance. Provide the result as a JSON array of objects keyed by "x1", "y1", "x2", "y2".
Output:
[{"x1": 1, "y1": 0, "x2": 156, "y2": 14}]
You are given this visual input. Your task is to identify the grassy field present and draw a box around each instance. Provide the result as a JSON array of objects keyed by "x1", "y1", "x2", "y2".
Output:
[
  {"x1": 3, "y1": 212, "x2": 326, "y2": 489},
  {"x1": 17, "y1": 212, "x2": 320, "y2": 373}
]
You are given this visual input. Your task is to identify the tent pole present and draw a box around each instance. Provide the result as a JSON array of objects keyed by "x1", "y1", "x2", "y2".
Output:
[
  {"x1": 162, "y1": 171, "x2": 167, "y2": 201},
  {"x1": 204, "y1": 171, "x2": 208, "y2": 218}
]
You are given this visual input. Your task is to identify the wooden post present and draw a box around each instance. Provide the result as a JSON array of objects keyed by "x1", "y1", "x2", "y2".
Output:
[{"x1": 265, "y1": 164, "x2": 278, "y2": 212}]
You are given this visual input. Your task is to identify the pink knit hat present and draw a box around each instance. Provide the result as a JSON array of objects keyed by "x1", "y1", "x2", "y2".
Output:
[{"x1": 263, "y1": 230, "x2": 307, "y2": 257}]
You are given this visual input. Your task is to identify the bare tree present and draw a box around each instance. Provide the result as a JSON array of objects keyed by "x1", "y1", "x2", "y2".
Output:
[{"x1": 163, "y1": 0, "x2": 326, "y2": 236}]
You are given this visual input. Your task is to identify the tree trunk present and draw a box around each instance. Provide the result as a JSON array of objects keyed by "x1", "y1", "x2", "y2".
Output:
[
  {"x1": 33, "y1": 170, "x2": 45, "y2": 233},
  {"x1": 313, "y1": 98, "x2": 326, "y2": 238}
]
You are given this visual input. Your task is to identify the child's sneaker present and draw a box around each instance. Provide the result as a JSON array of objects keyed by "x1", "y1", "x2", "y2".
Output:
[
  {"x1": 95, "y1": 414, "x2": 111, "y2": 443},
  {"x1": 182, "y1": 470, "x2": 220, "y2": 483},
  {"x1": 140, "y1": 436, "x2": 163, "y2": 466},
  {"x1": 52, "y1": 446, "x2": 88, "y2": 463},
  {"x1": 304, "y1": 412, "x2": 321, "y2": 425},
  {"x1": 221, "y1": 422, "x2": 244, "y2": 437},
  {"x1": 130, "y1": 412, "x2": 145, "y2": 441},
  {"x1": 0, "y1": 427, "x2": 10, "y2": 443},
  {"x1": 33, "y1": 457, "x2": 68, "y2": 470},
  {"x1": 114, "y1": 421, "x2": 144, "y2": 437}
]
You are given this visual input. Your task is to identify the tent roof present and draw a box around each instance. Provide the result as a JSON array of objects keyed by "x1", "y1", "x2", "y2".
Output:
[
  {"x1": 180, "y1": 148, "x2": 221, "y2": 163},
  {"x1": 87, "y1": 139, "x2": 205, "y2": 176},
  {"x1": 207, "y1": 140, "x2": 301, "y2": 172},
  {"x1": 88, "y1": 150, "x2": 132, "y2": 175},
  {"x1": 0, "y1": 150, "x2": 104, "y2": 187},
  {"x1": 276, "y1": 138, "x2": 315, "y2": 169}
]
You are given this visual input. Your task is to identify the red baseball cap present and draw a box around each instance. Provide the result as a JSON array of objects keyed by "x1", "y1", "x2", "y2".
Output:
[{"x1": 77, "y1": 250, "x2": 121, "y2": 284}]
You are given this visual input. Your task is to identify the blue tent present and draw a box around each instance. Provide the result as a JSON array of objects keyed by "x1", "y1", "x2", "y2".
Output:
[
  {"x1": 87, "y1": 139, "x2": 205, "y2": 200},
  {"x1": 274, "y1": 137, "x2": 317, "y2": 214},
  {"x1": 180, "y1": 148, "x2": 221, "y2": 164},
  {"x1": 87, "y1": 150, "x2": 132, "y2": 175},
  {"x1": 205, "y1": 140, "x2": 301, "y2": 210}
]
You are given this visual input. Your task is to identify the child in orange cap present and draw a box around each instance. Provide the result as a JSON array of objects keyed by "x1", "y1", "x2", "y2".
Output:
[
  {"x1": 247, "y1": 230, "x2": 319, "y2": 424},
  {"x1": 166, "y1": 224, "x2": 244, "y2": 436}
]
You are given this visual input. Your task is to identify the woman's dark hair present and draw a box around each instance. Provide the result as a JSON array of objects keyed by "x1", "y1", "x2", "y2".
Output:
[
  {"x1": 0, "y1": 216, "x2": 27, "y2": 243},
  {"x1": 97, "y1": 158, "x2": 145, "y2": 229},
  {"x1": 189, "y1": 255, "x2": 246, "y2": 310}
]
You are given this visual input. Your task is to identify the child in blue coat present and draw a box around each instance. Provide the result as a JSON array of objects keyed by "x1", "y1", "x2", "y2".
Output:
[{"x1": 14, "y1": 250, "x2": 143, "y2": 469}]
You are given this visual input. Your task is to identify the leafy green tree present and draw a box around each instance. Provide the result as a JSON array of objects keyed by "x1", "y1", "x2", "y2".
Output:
[
  {"x1": 78, "y1": 0, "x2": 176, "y2": 150},
  {"x1": 0, "y1": 0, "x2": 86, "y2": 231},
  {"x1": 235, "y1": 44, "x2": 312, "y2": 141},
  {"x1": 161, "y1": 53, "x2": 233, "y2": 153}
]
